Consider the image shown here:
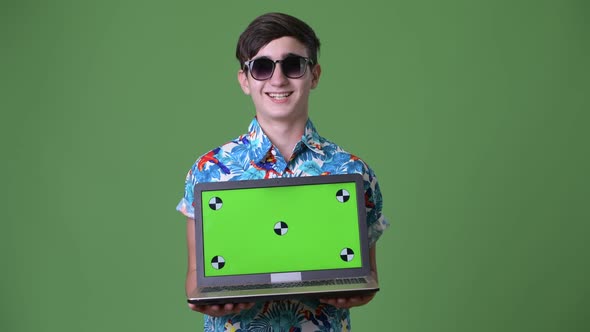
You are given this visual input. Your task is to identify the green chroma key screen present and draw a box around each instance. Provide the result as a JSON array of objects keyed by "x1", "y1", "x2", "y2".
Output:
[{"x1": 201, "y1": 181, "x2": 362, "y2": 277}]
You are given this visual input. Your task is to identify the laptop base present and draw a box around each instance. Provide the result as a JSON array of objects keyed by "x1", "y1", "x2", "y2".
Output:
[{"x1": 187, "y1": 278, "x2": 379, "y2": 305}]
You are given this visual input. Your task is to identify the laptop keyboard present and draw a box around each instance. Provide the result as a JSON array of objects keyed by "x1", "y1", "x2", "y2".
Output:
[{"x1": 201, "y1": 277, "x2": 368, "y2": 293}]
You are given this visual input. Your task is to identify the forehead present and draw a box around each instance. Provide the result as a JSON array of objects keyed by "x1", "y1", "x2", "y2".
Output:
[{"x1": 253, "y1": 36, "x2": 309, "y2": 59}]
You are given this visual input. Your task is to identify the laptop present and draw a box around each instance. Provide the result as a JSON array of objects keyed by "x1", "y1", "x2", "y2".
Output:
[{"x1": 187, "y1": 173, "x2": 379, "y2": 305}]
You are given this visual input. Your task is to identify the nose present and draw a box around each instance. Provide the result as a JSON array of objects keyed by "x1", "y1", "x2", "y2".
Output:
[{"x1": 269, "y1": 62, "x2": 289, "y2": 86}]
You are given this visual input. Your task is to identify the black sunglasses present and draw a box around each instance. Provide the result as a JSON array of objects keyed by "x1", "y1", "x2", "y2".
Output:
[{"x1": 244, "y1": 55, "x2": 314, "y2": 81}]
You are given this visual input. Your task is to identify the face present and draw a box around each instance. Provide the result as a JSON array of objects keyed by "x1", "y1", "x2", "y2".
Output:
[{"x1": 238, "y1": 36, "x2": 321, "y2": 124}]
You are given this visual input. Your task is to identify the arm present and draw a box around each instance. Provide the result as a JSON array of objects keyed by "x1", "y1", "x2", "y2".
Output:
[
  {"x1": 185, "y1": 217, "x2": 254, "y2": 316},
  {"x1": 319, "y1": 245, "x2": 379, "y2": 309}
]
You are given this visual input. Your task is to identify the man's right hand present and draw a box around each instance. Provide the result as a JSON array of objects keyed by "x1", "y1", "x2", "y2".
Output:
[{"x1": 187, "y1": 302, "x2": 255, "y2": 317}]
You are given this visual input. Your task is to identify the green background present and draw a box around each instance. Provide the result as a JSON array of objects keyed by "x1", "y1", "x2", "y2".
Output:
[
  {"x1": 1, "y1": 0, "x2": 588, "y2": 331},
  {"x1": 202, "y1": 182, "x2": 361, "y2": 276}
]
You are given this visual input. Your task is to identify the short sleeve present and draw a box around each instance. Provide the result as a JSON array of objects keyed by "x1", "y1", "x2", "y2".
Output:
[
  {"x1": 176, "y1": 163, "x2": 197, "y2": 220},
  {"x1": 363, "y1": 168, "x2": 390, "y2": 246}
]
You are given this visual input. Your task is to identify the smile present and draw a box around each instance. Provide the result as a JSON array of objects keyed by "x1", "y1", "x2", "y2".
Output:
[{"x1": 266, "y1": 92, "x2": 293, "y2": 100}]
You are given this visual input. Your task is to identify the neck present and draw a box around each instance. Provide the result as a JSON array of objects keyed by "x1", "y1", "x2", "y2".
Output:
[{"x1": 256, "y1": 115, "x2": 307, "y2": 161}]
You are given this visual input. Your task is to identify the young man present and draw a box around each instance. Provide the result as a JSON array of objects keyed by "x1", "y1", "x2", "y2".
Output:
[{"x1": 177, "y1": 12, "x2": 389, "y2": 331}]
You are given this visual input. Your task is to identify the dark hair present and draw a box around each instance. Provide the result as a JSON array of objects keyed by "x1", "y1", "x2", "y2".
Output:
[{"x1": 236, "y1": 12, "x2": 321, "y2": 69}]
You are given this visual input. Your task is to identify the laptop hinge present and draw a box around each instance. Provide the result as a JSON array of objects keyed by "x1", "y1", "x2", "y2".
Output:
[{"x1": 271, "y1": 272, "x2": 302, "y2": 283}]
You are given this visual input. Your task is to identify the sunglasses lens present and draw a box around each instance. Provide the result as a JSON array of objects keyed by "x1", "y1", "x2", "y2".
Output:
[
  {"x1": 247, "y1": 56, "x2": 309, "y2": 80},
  {"x1": 250, "y1": 59, "x2": 274, "y2": 80},
  {"x1": 282, "y1": 56, "x2": 306, "y2": 78}
]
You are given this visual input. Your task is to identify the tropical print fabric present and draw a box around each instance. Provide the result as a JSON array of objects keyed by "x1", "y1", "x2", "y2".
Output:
[{"x1": 177, "y1": 117, "x2": 389, "y2": 331}]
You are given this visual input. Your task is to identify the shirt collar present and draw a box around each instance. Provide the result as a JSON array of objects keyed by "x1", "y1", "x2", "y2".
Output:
[
  {"x1": 301, "y1": 118, "x2": 325, "y2": 155},
  {"x1": 246, "y1": 117, "x2": 324, "y2": 163}
]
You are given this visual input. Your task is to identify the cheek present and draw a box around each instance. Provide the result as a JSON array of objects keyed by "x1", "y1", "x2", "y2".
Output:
[
  {"x1": 250, "y1": 90, "x2": 267, "y2": 106},
  {"x1": 297, "y1": 81, "x2": 314, "y2": 97},
  {"x1": 249, "y1": 81, "x2": 266, "y2": 95}
]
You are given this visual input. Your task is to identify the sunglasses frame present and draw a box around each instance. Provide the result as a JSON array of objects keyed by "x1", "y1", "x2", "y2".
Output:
[{"x1": 243, "y1": 55, "x2": 314, "y2": 81}]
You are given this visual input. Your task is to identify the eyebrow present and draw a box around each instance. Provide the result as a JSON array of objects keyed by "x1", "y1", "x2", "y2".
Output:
[{"x1": 252, "y1": 52, "x2": 306, "y2": 61}]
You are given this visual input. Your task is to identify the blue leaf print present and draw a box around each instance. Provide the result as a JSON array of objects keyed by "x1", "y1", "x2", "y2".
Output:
[
  {"x1": 239, "y1": 167, "x2": 265, "y2": 180},
  {"x1": 299, "y1": 160, "x2": 323, "y2": 176}
]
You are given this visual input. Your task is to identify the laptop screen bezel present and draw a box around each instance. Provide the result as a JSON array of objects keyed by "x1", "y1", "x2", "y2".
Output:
[{"x1": 193, "y1": 174, "x2": 371, "y2": 287}]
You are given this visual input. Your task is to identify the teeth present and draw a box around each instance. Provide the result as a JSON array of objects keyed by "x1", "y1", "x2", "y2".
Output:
[{"x1": 268, "y1": 92, "x2": 291, "y2": 99}]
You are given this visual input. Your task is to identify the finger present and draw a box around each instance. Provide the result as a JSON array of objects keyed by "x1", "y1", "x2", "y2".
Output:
[
  {"x1": 320, "y1": 297, "x2": 338, "y2": 303},
  {"x1": 319, "y1": 298, "x2": 337, "y2": 305},
  {"x1": 236, "y1": 302, "x2": 254, "y2": 310},
  {"x1": 206, "y1": 304, "x2": 223, "y2": 315},
  {"x1": 189, "y1": 303, "x2": 216, "y2": 315},
  {"x1": 188, "y1": 303, "x2": 209, "y2": 313}
]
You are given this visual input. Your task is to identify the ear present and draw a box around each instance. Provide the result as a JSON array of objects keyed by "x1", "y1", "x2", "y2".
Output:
[
  {"x1": 310, "y1": 64, "x2": 321, "y2": 89},
  {"x1": 238, "y1": 69, "x2": 251, "y2": 95}
]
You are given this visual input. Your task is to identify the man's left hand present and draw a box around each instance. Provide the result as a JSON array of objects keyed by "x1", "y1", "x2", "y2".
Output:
[{"x1": 319, "y1": 292, "x2": 376, "y2": 309}]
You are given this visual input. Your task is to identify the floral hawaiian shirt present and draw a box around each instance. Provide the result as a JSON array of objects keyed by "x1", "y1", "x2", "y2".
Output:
[{"x1": 177, "y1": 117, "x2": 389, "y2": 332}]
